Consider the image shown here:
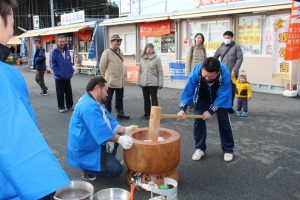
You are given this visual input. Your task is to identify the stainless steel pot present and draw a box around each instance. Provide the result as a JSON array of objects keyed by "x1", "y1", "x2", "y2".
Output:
[
  {"x1": 54, "y1": 180, "x2": 94, "y2": 200},
  {"x1": 93, "y1": 188, "x2": 129, "y2": 200}
]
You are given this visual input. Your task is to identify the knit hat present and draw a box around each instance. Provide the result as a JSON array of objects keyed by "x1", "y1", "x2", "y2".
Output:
[{"x1": 239, "y1": 70, "x2": 247, "y2": 79}]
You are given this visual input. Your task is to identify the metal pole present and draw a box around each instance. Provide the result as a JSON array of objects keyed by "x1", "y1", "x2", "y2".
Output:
[
  {"x1": 50, "y1": 0, "x2": 55, "y2": 27},
  {"x1": 165, "y1": 0, "x2": 167, "y2": 12},
  {"x1": 139, "y1": 0, "x2": 141, "y2": 15}
]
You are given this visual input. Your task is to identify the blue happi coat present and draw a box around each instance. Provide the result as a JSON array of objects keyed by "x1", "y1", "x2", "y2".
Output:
[
  {"x1": 180, "y1": 62, "x2": 232, "y2": 111},
  {"x1": 67, "y1": 93, "x2": 120, "y2": 171},
  {"x1": 0, "y1": 62, "x2": 70, "y2": 200}
]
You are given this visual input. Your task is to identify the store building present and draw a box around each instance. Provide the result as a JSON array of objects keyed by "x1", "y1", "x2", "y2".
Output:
[
  {"x1": 101, "y1": 0, "x2": 299, "y2": 94},
  {"x1": 18, "y1": 11, "x2": 104, "y2": 74}
]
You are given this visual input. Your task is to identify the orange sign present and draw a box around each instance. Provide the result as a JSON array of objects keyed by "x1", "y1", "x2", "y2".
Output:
[
  {"x1": 127, "y1": 66, "x2": 139, "y2": 82},
  {"x1": 78, "y1": 30, "x2": 92, "y2": 42},
  {"x1": 140, "y1": 20, "x2": 172, "y2": 36},
  {"x1": 285, "y1": 0, "x2": 300, "y2": 60}
]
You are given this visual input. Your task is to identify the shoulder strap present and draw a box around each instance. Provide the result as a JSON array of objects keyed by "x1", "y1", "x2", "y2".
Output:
[
  {"x1": 221, "y1": 44, "x2": 234, "y2": 62},
  {"x1": 190, "y1": 46, "x2": 194, "y2": 64},
  {"x1": 109, "y1": 48, "x2": 123, "y2": 62}
]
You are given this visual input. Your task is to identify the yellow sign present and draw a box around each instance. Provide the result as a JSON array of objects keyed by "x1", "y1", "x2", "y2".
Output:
[
  {"x1": 279, "y1": 48, "x2": 286, "y2": 58},
  {"x1": 279, "y1": 32, "x2": 288, "y2": 43},
  {"x1": 279, "y1": 62, "x2": 289, "y2": 73},
  {"x1": 272, "y1": 73, "x2": 291, "y2": 80}
]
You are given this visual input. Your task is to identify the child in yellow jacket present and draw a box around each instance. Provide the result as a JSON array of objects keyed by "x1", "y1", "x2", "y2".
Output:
[{"x1": 232, "y1": 71, "x2": 252, "y2": 117}]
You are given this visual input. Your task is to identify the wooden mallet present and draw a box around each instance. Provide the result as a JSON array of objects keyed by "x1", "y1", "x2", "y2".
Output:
[{"x1": 148, "y1": 106, "x2": 203, "y2": 142}]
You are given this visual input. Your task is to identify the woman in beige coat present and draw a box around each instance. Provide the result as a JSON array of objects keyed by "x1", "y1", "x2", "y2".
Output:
[
  {"x1": 185, "y1": 33, "x2": 207, "y2": 77},
  {"x1": 138, "y1": 43, "x2": 164, "y2": 119}
]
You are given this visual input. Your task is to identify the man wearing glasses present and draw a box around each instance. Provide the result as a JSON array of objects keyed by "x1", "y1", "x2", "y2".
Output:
[
  {"x1": 177, "y1": 57, "x2": 234, "y2": 162},
  {"x1": 100, "y1": 34, "x2": 130, "y2": 120}
]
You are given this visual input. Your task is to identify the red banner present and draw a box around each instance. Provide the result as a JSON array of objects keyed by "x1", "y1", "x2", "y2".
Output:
[
  {"x1": 285, "y1": 0, "x2": 300, "y2": 60},
  {"x1": 139, "y1": 20, "x2": 172, "y2": 36},
  {"x1": 78, "y1": 30, "x2": 92, "y2": 42},
  {"x1": 42, "y1": 35, "x2": 55, "y2": 43}
]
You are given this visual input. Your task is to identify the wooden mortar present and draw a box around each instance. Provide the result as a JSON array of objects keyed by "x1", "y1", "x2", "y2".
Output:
[{"x1": 124, "y1": 106, "x2": 180, "y2": 177}]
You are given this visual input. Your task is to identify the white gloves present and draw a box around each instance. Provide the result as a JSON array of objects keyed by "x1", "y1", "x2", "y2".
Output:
[
  {"x1": 125, "y1": 125, "x2": 138, "y2": 135},
  {"x1": 118, "y1": 135, "x2": 133, "y2": 150}
]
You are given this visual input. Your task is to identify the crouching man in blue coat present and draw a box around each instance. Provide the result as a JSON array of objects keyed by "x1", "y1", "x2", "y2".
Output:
[
  {"x1": 177, "y1": 57, "x2": 234, "y2": 162},
  {"x1": 67, "y1": 76, "x2": 138, "y2": 181}
]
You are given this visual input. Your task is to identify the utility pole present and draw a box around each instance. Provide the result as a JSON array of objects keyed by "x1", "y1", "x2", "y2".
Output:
[
  {"x1": 139, "y1": 0, "x2": 141, "y2": 15},
  {"x1": 50, "y1": 0, "x2": 55, "y2": 27},
  {"x1": 165, "y1": 0, "x2": 168, "y2": 12}
]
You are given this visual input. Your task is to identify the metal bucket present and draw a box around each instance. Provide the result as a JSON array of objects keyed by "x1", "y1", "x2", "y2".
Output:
[
  {"x1": 93, "y1": 188, "x2": 129, "y2": 200},
  {"x1": 54, "y1": 180, "x2": 94, "y2": 200}
]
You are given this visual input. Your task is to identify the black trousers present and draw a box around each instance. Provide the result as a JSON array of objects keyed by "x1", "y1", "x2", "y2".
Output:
[
  {"x1": 194, "y1": 102, "x2": 234, "y2": 153},
  {"x1": 105, "y1": 87, "x2": 124, "y2": 113},
  {"x1": 142, "y1": 86, "x2": 158, "y2": 116},
  {"x1": 232, "y1": 82, "x2": 236, "y2": 107},
  {"x1": 35, "y1": 70, "x2": 47, "y2": 92},
  {"x1": 55, "y1": 79, "x2": 73, "y2": 109}
]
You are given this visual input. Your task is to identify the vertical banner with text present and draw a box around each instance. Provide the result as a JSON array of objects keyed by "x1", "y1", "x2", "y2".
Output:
[
  {"x1": 285, "y1": 0, "x2": 300, "y2": 60},
  {"x1": 271, "y1": 15, "x2": 292, "y2": 80}
]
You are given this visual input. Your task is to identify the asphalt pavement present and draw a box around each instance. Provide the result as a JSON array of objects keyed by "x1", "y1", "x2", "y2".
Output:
[{"x1": 18, "y1": 66, "x2": 300, "y2": 200}]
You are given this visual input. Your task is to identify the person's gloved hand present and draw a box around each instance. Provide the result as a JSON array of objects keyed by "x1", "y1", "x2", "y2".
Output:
[
  {"x1": 125, "y1": 125, "x2": 138, "y2": 135},
  {"x1": 118, "y1": 135, "x2": 133, "y2": 150}
]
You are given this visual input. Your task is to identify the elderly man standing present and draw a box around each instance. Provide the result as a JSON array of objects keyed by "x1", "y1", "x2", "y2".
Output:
[
  {"x1": 51, "y1": 35, "x2": 74, "y2": 113},
  {"x1": 100, "y1": 34, "x2": 130, "y2": 119},
  {"x1": 0, "y1": 1, "x2": 70, "y2": 199}
]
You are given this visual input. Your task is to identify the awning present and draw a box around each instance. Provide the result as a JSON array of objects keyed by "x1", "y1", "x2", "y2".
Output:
[
  {"x1": 170, "y1": 3, "x2": 292, "y2": 19},
  {"x1": 17, "y1": 21, "x2": 97, "y2": 38},
  {"x1": 101, "y1": 14, "x2": 169, "y2": 26},
  {"x1": 17, "y1": 29, "x2": 47, "y2": 38},
  {"x1": 41, "y1": 25, "x2": 89, "y2": 36},
  {"x1": 7, "y1": 36, "x2": 21, "y2": 45}
]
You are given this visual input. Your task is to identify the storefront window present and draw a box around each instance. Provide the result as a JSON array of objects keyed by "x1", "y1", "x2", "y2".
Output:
[
  {"x1": 146, "y1": 34, "x2": 175, "y2": 54},
  {"x1": 147, "y1": 37, "x2": 161, "y2": 52},
  {"x1": 161, "y1": 34, "x2": 175, "y2": 53},
  {"x1": 237, "y1": 14, "x2": 289, "y2": 55},
  {"x1": 119, "y1": 33, "x2": 136, "y2": 54},
  {"x1": 237, "y1": 15, "x2": 262, "y2": 55},
  {"x1": 189, "y1": 20, "x2": 230, "y2": 56},
  {"x1": 46, "y1": 40, "x2": 56, "y2": 52},
  {"x1": 79, "y1": 40, "x2": 91, "y2": 52},
  {"x1": 65, "y1": 34, "x2": 73, "y2": 50}
]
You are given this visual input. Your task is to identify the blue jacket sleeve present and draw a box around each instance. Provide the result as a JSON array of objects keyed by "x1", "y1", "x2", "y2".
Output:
[
  {"x1": 213, "y1": 64, "x2": 232, "y2": 109},
  {"x1": 81, "y1": 105, "x2": 115, "y2": 145},
  {"x1": 179, "y1": 64, "x2": 200, "y2": 112},
  {"x1": 50, "y1": 51, "x2": 59, "y2": 77},
  {"x1": 0, "y1": 75, "x2": 70, "y2": 200}
]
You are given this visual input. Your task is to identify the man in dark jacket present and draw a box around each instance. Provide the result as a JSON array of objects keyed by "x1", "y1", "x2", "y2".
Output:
[
  {"x1": 34, "y1": 39, "x2": 48, "y2": 95},
  {"x1": 178, "y1": 57, "x2": 234, "y2": 162},
  {"x1": 50, "y1": 35, "x2": 74, "y2": 113},
  {"x1": 214, "y1": 31, "x2": 243, "y2": 113}
]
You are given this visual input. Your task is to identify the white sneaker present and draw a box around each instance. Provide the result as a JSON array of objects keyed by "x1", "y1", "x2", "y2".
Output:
[
  {"x1": 192, "y1": 149, "x2": 205, "y2": 161},
  {"x1": 224, "y1": 153, "x2": 233, "y2": 162}
]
